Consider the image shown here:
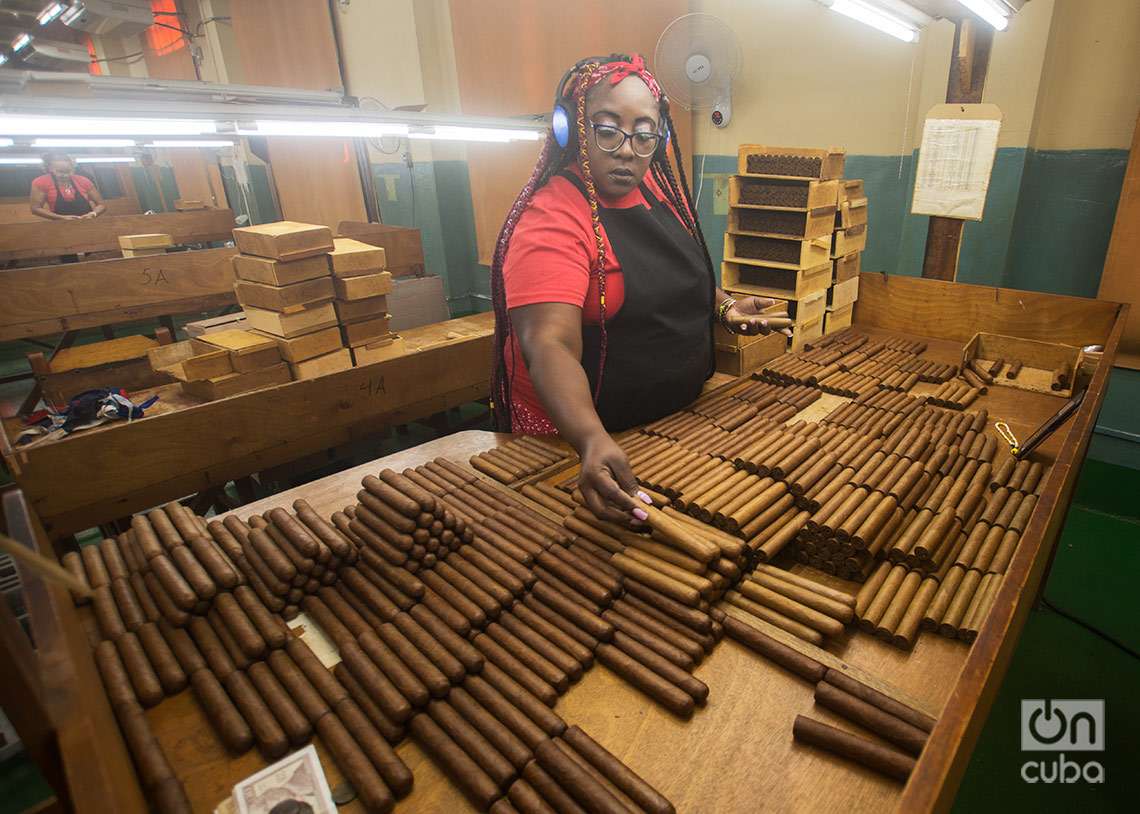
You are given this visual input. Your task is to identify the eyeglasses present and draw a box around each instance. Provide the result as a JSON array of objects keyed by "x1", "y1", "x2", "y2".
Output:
[{"x1": 588, "y1": 121, "x2": 662, "y2": 158}]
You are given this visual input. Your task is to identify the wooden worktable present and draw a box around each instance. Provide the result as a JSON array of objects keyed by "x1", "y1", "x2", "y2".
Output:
[
  {"x1": 6, "y1": 274, "x2": 1125, "y2": 813},
  {"x1": 2, "y1": 312, "x2": 496, "y2": 537}
]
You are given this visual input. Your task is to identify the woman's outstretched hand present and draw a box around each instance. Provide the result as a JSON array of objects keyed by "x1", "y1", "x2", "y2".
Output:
[
  {"x1": 577, "y1": 432, "x2": 649, "y2": 525},
  {"x1": 723, "y1": 296, "x2": 794, "y2": 337}
]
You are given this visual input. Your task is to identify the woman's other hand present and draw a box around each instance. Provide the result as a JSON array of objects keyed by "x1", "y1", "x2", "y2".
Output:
[
  {"x1": 724, "y1": 296, "x2": 794, "y2": 337},
  {"x1": 578, "y1": 432, "x2": 646, "y2": 525}
]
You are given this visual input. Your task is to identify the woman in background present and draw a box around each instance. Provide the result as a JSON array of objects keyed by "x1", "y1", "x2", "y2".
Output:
[{"x1": 29, "y1": 153, "x2": 105, "y2": 221}]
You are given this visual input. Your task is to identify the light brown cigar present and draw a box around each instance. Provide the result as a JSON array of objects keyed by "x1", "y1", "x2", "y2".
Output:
[
  {"x1": 814, "y1": 681, "x2": 928, "y2": 755},
  {"x1": 875, "y1": 570, "x2": 923, "y2": 638},
  {"x1": 939, "y1": 569, "x2": 982, "y2": 635},
  {"x1": 739, "y1": 493, "x2": 796, "y2": 540},
  {"x1": 725, "y1": 591, "x2": 824, "y2": 645},
  {"x1": 610, "y1": 553, "x2": 700, "y2": 606},
  {"x1": 746, "y1": 571, "x2": 854, "y2": 622},
  {"x1": 755, "y1": 510, "x2": 811, "y2": 562},
  {"x1": 622, "y1": 547, "x2": 713, "y2": 594},
  {"x1": 860, "y1": 564, "x2": 907, "y2": 630},
  {"x1": 594, "y1": 644, "x2": 695, "y2": 718},
  {"x1": 737, "y1": 579, "x2": 845, "y2": 637},
  {"x1": 793, "y1": 715, "x2": 914, "y2": 782}
]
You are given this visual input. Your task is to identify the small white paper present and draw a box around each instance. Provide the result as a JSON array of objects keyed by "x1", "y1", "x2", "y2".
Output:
[
  {"x1": 233, "y1": 745, "x2": 336, "y2": 814},
  {"x1": 912, "y1": 117, "x2": 1001, "y2": 220}
]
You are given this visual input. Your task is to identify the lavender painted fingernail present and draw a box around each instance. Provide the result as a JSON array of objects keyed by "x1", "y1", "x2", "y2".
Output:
[
  {"x1": 632, "y1": 508, "x2": 649, "y2": 521},
  {"x1": 636, "y1": 490, "x2": 653, "y2": 505}
]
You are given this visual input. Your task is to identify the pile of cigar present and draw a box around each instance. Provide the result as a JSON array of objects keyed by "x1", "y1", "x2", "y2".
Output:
[
  {"x1": 469, "y1": 435, "x2": 574, "y2": 485},
  {"x1": 924, "y1": 380, "x2": 981, "y2": 410},
  {"x1": 716, "y1": 607, "x2": 937, "y2": 784},
  {"x1": 757, "y1": 331, "x2": 952, "y2": 391},
  {"x1": 722, "y1": 564, "x2": 855, "y2": 646}
]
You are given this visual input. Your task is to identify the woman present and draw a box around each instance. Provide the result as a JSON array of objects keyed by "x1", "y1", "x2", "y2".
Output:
[
  {"x1": 29, "y1": 153, "x2": 105, "y2": 221},
  {"x1": 491, "y1": 54, "x2": 789, "y2": 523}
]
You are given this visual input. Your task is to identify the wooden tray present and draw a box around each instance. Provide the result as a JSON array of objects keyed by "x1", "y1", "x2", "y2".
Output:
[
  {"x1": 722, "y1": 260, "x2": 832, "y2": 300},
  {"x1": 728, "y1": 176, "x2": 840, "y2": 211},
  {"x1": 737, "y1": 145, "x2": 846, "y2": 180},
  {"x1": 725, "y1": 232, "x2": 832, "y2": 270},
  {"x1": 962, "y1": 332, "x2": 1083, "y2": 397}
]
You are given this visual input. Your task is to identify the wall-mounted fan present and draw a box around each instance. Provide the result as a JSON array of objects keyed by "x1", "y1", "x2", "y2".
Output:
[{"x1": 654, "y1": 13, "x2": 742, "y2": 129}]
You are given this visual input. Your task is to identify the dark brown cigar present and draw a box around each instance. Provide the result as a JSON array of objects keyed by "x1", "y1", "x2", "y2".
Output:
[
  {"x1": 409, "y1": 713, "x2": 500, "y2": 808},
  {"x1": 793, "y1": 715, "x2": 915, "y2": 781}
]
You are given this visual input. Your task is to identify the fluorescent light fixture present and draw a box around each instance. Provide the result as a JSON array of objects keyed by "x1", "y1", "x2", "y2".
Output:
[
  {"x1": 238, "y1": 120, "x2": 409, "y2": 138},
  {"x1": 1, "y1": 115, "x2": 217, "y2": 136},
  {"x1": 38, "y1": 2, "x2": 67, "y2": 25},
  {"x1": 0, "y1": 138, "x2": 13, "y2": 147},
  {"x1": 75, "y1": 156, "x2": 136, "y2": 163},
  {"x1": 823, "y1": 0, "x2": 920, "y2": 42},
  {"x1": 34, "y1": 137, "x2": 136, "y2": 147},
  {"x1": 12, "y1": 33, "x2": 33, "y2": 51},
  {"x1": 408, "y1": 126, "x2": 544, "y2": 143},
  {"x1": 0, "y1": 157, "x2": 44, "y2": 165},
  {"x1": 0, "y1": 53, "x2": 7, "y2": 66},
  {"x1": 145, "y1": 139, "x2": 236, "y2": 148},
  {"x1": 956, "y1": 0, "x2": 1009, "y2": 30}
]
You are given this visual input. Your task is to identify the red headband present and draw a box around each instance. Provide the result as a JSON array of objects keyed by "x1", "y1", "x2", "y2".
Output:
[{"x1": 585, "y1": 54, "x2": 663, "y2": 100}]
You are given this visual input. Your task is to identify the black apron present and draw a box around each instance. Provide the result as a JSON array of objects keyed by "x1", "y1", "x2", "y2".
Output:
[
  {"x1": 50, "y1": 175, "x2": 93, "y2": 216},
  {"x1": 562, "y1": 172, "x2": 714, "y2": 431}
]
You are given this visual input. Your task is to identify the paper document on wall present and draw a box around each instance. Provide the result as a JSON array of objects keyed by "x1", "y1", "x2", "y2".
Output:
[{"x1": 911, "y1": 107, "x2": 1002, "y2": 221}]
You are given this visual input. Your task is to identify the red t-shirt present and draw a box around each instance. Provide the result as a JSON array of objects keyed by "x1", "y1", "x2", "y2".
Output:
[
  {"x1": 32, "y1": 174, "x2": 95, "y2": 211},
  {"x1": 501, "y1": 165, "x2": 684, "y2": 434}
]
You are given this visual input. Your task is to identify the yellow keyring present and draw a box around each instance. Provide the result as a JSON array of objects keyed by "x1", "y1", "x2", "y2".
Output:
[{"x1": 994, "y1": 420, "x2": 1020, "y2": 456}]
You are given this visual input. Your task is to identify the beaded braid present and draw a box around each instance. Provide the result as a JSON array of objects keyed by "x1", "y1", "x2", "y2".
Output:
[{"x1": 489, "y1": 58, "x2": 713, "y2": 433}]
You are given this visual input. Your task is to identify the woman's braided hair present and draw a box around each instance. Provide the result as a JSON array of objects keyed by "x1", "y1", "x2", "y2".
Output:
[{"x1": 489, "y1": 54, "x2": 713, "y2": 432}]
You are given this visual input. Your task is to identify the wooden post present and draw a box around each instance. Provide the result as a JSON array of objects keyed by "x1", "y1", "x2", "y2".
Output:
[{"x1": 921, "y1": 18, "x2": 995, "y2": 281}]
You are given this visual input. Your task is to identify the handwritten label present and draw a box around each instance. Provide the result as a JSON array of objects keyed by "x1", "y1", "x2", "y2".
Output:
[
  {"x1": 359, "y1": 376, "x2": 386, "y2": 397},
  {"x1": 140, "y1": 268, "x2": 170, "y2": 286}
]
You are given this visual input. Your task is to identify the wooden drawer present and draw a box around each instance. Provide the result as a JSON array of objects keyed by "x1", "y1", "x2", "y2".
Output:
[
  {"x1": 788, "y1": 313, "x2": 825, "y2": 352},
  {"x1": 832, "y1": 224, "x2": 868, "y2": 257},
  {"x1": 725, "y1": 232, "x2": 832, "y2": 270},
  {"x1": 714, "y1": 330, "x2": 786, "y2": 376},
  {"x1": 722, "y1": 260, "x2": 832, "y2": 300},
  {"x1": 828, "y1": 277, "x2": 860, "y2": 310},
  {"x1": 837, "y1": 197, "x2": 869, "y2": 229},
  {"x1": 728, "y1": 205, "x2": 835, "y2": 240},
  {"x1": 833, "y1": 251, "x2": 861, "y2": 283},
  {"x1": 729, "y1": 176, "x2": 840, "y2": 210},
  {"x1": 825, "y1": 303, "x2": 854, "y2": 334},
  {"x1": 737, "y1": 145, "x2": 846, "y2": 179}
]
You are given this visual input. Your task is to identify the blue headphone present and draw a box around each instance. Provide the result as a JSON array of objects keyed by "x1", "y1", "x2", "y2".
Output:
[{"x1": 551, "y1": 54, "x2": 670, "y2": 158}]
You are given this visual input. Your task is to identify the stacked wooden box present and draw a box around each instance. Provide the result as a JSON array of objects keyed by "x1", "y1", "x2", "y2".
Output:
[
  {"x1": 229, "y1": 222, "x2": 349, "y2": 380},
  {"x1": 147, "y1": 328, "x2": 290, "y2": 401},
  {"x1": 326, "y1": 237, "x2": 403, "y2": 366},
  {"x1": 118, "y1": 233, "x2": 173, "y2": 258},
  {"x1": 722, "y1": 145, "x2": 846, "y2": 353},
  {"x1": 827, "y1": 179, "x2": 867, "y2": 335}
]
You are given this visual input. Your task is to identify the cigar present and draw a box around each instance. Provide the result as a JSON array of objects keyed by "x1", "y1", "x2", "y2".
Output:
[
  {"x1": 336, "y1": 696, "x2": 414, "y2": 796},
  {"x1": 611, "y1": 629, "x2": 708, "y2": 704},
  {"x1": 473, "y1": 632, "x2": 559, "y2": 706},
  {"x1": 410, "y1": 713, "x2": 500, "y2": 808},
  {"x1": 135, "y1": 621, "x2": 186, "y2": 695},
  {"x1": 520, "y1": 761, "x2": 590, "y2": 814},
  {"x1": 428, "y1": 699, "x2": 517, "y2": 789},
  {"x1": 561, "y1": 725, "x2": 675, "y2": 814},
  {"x1": 721, "y1": 613, "x2": 826, "y2": 682},
  {"x1": 595, "y1": 643, "x2": 694, "y2": 717},
  {"x1": 793, "y1": 715, "x2": 914, "y2": 781},
  {"x1": 1005, "y1": 360, "x2": 1022, "y2": 379},
  {"x1": 377, "y1": 621, "x2": 452, "y2": 698},
  {"x1": 726, "y1": 591, "x2": 823, "y2": 645},
  {"x1": 535, "y1": 738, "x2": 628, "y2": 814},
  {"x1": 354, "y1": 632, "x2": 426, "y2": 716},
  {"x1": 316, "y1": 713, "x2": 395, "y2": 812}
]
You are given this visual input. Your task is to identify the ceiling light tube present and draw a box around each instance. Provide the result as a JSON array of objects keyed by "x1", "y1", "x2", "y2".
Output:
[
  {"x1": 822, "y1": 0, "x2": 920, "y2": 42},
  {"x1": 145, "y1": 139, "x2": 236, "y2": 148},
  {"x1": 0, "y1": 138, "x2": 13, "y2": 147},
  {"x1": 0, "y1": 157, "x2": 45, "y2": 165},
  {"x1": 34, "y1": 138, "x2": 137, "y2": 147},
  {"x1": 408, "y1": 126, "x2": 544, "y2": 143},
  {"x1": 12, "y1": 33, "x2": 33, "y2": 52},
  {"x1": 956, "y1": 0, "x2": 1009, "y2": 30},
  {"x1": 75, "y1": 156, "x2": 136, "y2": 164},
  {"x1": 1, "y1": 115, "x2": 217, "y2": 136},
  {"x1": 238, "y1": 120, "x2": 409, "y2": 138},
  {"x1": 37, "y1": 3, "x2": 67, "y2": 25}
]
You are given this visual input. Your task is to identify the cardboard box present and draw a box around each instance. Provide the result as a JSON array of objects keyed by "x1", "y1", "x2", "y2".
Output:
[
  {"x1": 118, "y1": 233, "x2": 173, "y2": 250},
  {"x1": 327, "y1": 238, "x2": 387, "y2": 278},
  {"x1": 334, "y1": 296, "x2": 387, "y2": 324},
  {"x1": 181, "y1": 363, "x2": 292, "y2": 401},
  {"x1": 233, "y1": 277, "x2": 335, "y2": 312},
  {"x1": 351, "y1": 335, "x2": 408, "y2": 366},
  {"x1": 232, "y1": 253, "x2": 330, "y2": 286},
  {"x1": 334, "y1": 271, "x2": 392, "y2": 301},
  {"x1": 289, "y1": 347, "x2": 353, "y2": 380},
  {"x1": 232, "y1": 221, "x2": 334, "y2": 261},
  {"x1": 191, "y1": 329, "x2": 282, "y2": 372},
  {"x1": 335, "y1": 223, "x2": 423, "y2": 275},
  {"x1": 388, "y1": 274, "x2": 449, "y2": 331},
  {"x1": 255, "y1": 325, "x2": 343, "y2": 363},
  {"x1": 342, "y1": 316, "x2": 393, "y2": 348},
  {"x1": 242, "y1": 301, "x2": 338, "y2": 338}
]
